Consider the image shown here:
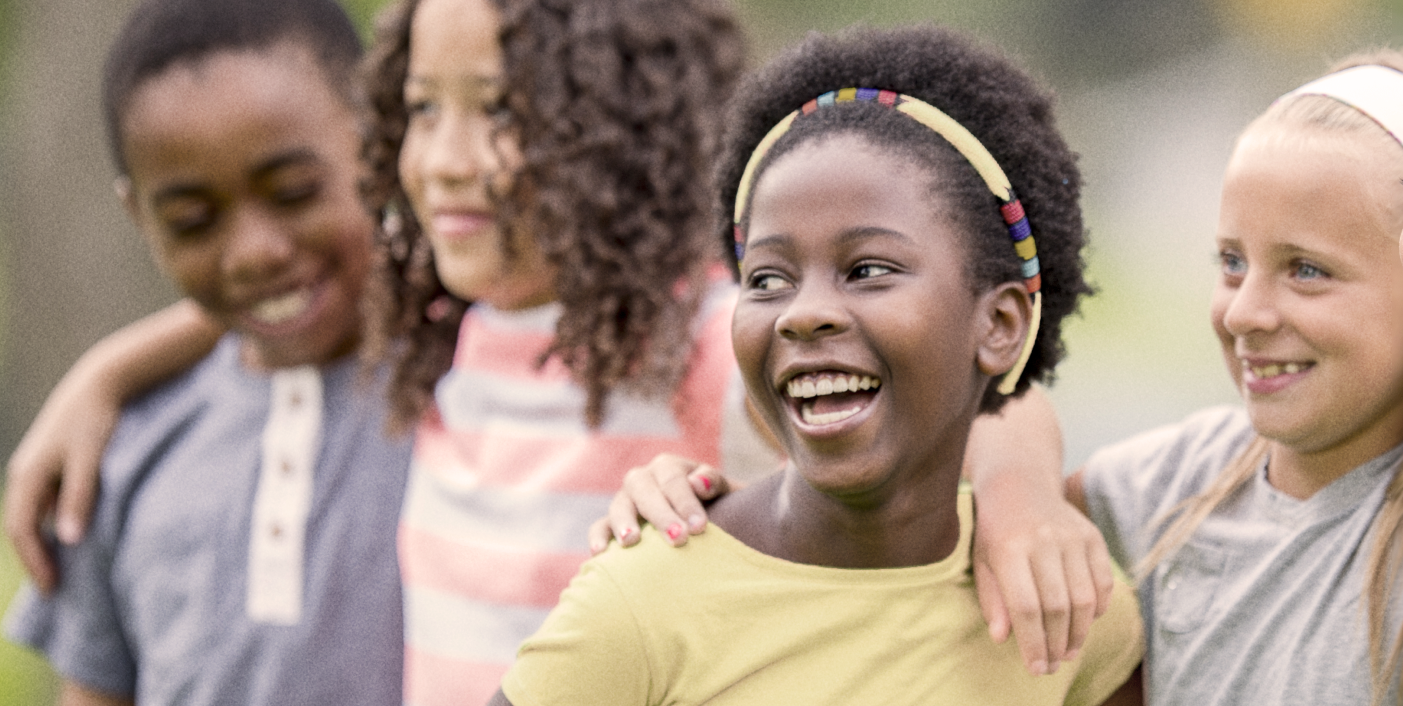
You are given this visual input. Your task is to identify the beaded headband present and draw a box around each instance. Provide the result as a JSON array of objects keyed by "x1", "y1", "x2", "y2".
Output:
[
  {"x1": 1280, "y1": 65, "x2": 1403, "y2": 148},
  {"x1": 732, "y1": 87, "x2": 1041, "y2": 395}
]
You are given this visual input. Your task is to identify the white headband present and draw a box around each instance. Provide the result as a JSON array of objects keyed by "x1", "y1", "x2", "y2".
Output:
[{"x1": 1282, "y1": 64, "x2": 1403, "y2": 147}]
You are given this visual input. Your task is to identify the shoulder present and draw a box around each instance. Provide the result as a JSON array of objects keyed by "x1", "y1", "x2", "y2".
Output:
[
  {"x1": 1083, "y1": 406, "x2": 1253, "y2": 507},
  {"x1": 1065, "y1": 571, "x2": 1145, "y2": 706}
]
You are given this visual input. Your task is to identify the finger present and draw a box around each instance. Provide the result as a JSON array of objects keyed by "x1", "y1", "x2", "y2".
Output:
[
  {"x1": 973, "y1": 559, "x2": 1011, "y2": 643},
  {"x1": 686, "y1": 464, "x2": 729, "y2": 502},
  {"x1": 1030, "y1": 549, "x2": 1072, "y2": 673},
  {"x1": 620, "y1": 467, "x2": 693, "y2": 547},
  {"x1": 655, "y1": 465, "x2": 710, "y2": 536},
  {"x1": 605, "y1": 488, "x2": 644, "y2": 548},
  {"x1": 1061, "y1": 542, "x2": 1099, "y2": 663},
  {"x1": 54, "y1": 446, "x2": 103, "y2": 545},
  {"x1": 3, "y1": 469, "x2": 60, "y2": 594},
  {"x1": 1087, "y1": 534, "x2": 1115, "y2": 620},
  {"x1": 587, "y1": 518, "x2": 613, "y2": 555},
  {"x1": 992, "y1": 553, "x2": 1050, "y2": 675}
]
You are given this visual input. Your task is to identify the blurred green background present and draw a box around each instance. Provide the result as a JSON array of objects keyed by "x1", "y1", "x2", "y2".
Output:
[{"x1": 1, "y1": 0, "x2": 1401, "y2": 701}]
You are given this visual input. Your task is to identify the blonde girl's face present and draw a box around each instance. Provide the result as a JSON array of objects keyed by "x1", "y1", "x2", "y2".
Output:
[
  {"x1": 1211, "y1": 125, "x2": 1403, "y2": 463},
  {"x1": 399, "y1": 0, "x2": 555, "y2": 310}
]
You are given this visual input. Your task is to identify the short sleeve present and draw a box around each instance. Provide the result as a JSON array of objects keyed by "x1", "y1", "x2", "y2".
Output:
[
  {"x1": 1062, "y1": 570, "x2": 1145, "y2": 706},
  {"x1": 500, "y1": 559, "x2": 651, "y2": 706},
  {"x1": 3, "y1": 523, "x2": 137, "y2": 697},
  {"x1": 1080, "y1": 406, "x2": 1253, "y2": 570}
]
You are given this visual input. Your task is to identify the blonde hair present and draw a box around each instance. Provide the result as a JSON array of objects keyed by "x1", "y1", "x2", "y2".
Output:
[{"x1": 1135, "y1": 47, "x2": 1403, "y2": 706}]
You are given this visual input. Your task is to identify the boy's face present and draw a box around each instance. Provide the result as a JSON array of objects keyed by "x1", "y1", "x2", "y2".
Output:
[
  {"x1": 732, "y1": 134, "x2": 1026, "y2": 501},
  {"x1": 119, "y1": 44, "x2": 372, "y2": 370},
  {"x1": 1212, "y1": 126, "x2": 1403, "y2": 459}
]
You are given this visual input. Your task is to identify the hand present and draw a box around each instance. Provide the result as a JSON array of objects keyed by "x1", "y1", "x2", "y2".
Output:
[
  {"x1": 4, "y1": 368, "x2": 117, "y2": 594},
  {"x1": 972, "y1": 476, "x2": 1113, "y2": 676},
  {"x1": 587, "y1": 453, "x2": 731, "y2": 554}
]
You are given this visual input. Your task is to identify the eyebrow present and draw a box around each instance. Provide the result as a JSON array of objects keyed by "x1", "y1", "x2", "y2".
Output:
[
  {"x1": 746, "y1": 225, "x2": 916, "y2": 253},
  {"x1": 148, "y1": 148, "x2": 324, "y2": 204}
]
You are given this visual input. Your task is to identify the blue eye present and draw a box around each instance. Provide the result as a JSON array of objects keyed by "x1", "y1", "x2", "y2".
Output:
[
  {"x1": 1293, "y1": 261, "x2": 1326, "y2": 280},
  {"x1": 1218, "y1": 250, "x2": 1246, "y2": 276}
]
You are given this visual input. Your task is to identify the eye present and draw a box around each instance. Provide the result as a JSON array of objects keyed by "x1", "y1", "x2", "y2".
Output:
[
  {"x1": 748, "y1": 272, "x2": 793, "y2": 292},
  {"x1": 1217, "y1": 249, "x2": 1246, "y2": 277},
  {"x1": 1292, "y1": 261, "x2": 1327, "y2": 280},
  {"x1": 405, "y1": 97, "x2": 437, "y2": 122},
  {"x1": 157, "y1": 199, "x2": 217, "y2": 237},
  {"x1": 851, "y1": 263, "x2": 894, "y2": 280}
]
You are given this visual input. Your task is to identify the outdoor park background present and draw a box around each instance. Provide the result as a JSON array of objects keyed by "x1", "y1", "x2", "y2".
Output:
[{"x1": 1, "y1": 0, "x2": 1401, "y2": 701}]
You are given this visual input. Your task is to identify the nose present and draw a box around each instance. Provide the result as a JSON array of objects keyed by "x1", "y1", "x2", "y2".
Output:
[
  {"x1": 775, "y1": 277, "x2": 850, "y2": 341},
  {"x1": 424, "y1": 108, "x2": 499, "y2": 188},
  {"x1": 223, "y1": 206, "x2": 294, "y2": 283},
  {"x1": 1218, "y1": 267, "x2": 1281, "y2": 338}
]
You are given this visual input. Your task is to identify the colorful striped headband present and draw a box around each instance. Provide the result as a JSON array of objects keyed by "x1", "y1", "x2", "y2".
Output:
[
  {"x1": 1280, "y1": 65, "x2": 1403, "y2": 149},
  {"x1": 732, "y1": 87, "x2": 1041, "y2": 395}
]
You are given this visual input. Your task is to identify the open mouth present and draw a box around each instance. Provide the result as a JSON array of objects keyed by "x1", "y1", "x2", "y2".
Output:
[
  {"x1": 1243, "y1": 361, "x2": 1312, "y2": 380},
  {"x1": 785, "y1": 371, "x2": 881, "y2": 426}
]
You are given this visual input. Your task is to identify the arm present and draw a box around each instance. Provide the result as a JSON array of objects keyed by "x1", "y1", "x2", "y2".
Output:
[
  {"x1": 966, "y1": 386, "x2": 1113, "y2": 676},
  {"x1": 4, "y1": 300, "x2": 222, "y2": 592},
  {"x1": 58, "y1": 681, "x2": 134, "y2": 706}
]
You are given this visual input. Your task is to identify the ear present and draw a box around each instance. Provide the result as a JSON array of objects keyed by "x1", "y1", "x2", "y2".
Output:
[{"x1": 974, "y1": 281, "x2": 1033, "y2": 378}]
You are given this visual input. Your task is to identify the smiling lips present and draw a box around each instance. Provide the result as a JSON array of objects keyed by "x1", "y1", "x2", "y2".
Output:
[
  {"x1": 785, "y1": 371, "x2": 882, "y2": 426},
  {"x1": 250, "y1": 287, "x2": 313, "y2": 326}
]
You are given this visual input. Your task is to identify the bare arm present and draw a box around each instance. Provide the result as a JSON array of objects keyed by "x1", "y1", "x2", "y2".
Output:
[
  {"x1": 4, "y1": 300, "x2": 222, "y2": 592},
  {"x1": 58, "y1": 681, "x2": 134, "y2": 706},
  {"x1": 966, "y1": 386, "x2": 1113, "y2": 676}
]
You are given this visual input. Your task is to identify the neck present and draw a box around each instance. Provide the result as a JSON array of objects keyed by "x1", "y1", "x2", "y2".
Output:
[{"x1": 712, "y1": 456, "x2": 965, "y2": 570}]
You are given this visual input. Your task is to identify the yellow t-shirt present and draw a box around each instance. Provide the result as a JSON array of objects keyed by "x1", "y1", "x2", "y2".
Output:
[{"x1": 502, "y1": 491, "x2": 1144, "y2": 706}]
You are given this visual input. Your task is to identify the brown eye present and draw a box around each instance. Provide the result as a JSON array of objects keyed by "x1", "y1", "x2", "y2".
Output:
[{"x1": 749, "y1": 273, "x2": 792, "y2": 291}]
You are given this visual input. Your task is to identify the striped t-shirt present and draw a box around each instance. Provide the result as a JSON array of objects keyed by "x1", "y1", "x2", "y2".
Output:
[{"x1": 399, "y1": 284, "x2": 779, "y2": 706}]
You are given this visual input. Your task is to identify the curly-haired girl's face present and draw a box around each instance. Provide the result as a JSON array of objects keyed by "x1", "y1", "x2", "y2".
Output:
[{"x1": 400, "y1": 0, "x2": 556, "y2": 310}]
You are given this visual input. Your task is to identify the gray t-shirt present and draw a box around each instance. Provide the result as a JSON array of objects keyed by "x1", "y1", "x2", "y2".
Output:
[
  {"x1": 1083, "y1": 405, "x2": 1403, "y2": 706},
  {"x1": 4, "y1": 335, "x2": 412, "y2": 705}
]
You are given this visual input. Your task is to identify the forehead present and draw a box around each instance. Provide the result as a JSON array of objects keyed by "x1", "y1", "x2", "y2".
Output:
[
  {"x1": 120, "y1": 44, "x2": 355, "y2": 187},
  {"x1": 408, "y1": 0, "x2": 501, "y2": 77},
  {"x1": 1221, "y1": 126, "x2": 1403, "y2": 251},
  {"x1": 748, "y1": 133, "x2": 951, "y2": 242}
]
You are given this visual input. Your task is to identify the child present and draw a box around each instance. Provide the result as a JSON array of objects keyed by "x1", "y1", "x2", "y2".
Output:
[
  {"x1": 619, "y1": 51, "x2": 1403, "y2": 704},
  {"x1": 357, "y1": 0, "x2": 781, "y2": 701},
  {"x1": 3, "y1": 0, "x2": 409, "y2": 704},
  {"x1": 490, "y1": 24, "x2": 1143, "y2": 706}
]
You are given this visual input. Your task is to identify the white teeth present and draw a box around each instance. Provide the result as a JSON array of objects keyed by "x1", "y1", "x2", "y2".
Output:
[
  {"x1": 785, "y1": 374, "x2": 882, "y2": 399},
  {"x1": 801, "y1": 404, "x2": 861, "y2": 425},
  {"x1": 251, "y1": 289, "x2": 311, "y2": 325}
]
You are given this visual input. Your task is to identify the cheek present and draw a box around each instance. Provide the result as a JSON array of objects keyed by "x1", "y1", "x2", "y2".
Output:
[
  {"x1": 398, "y1": 131, "x2": 427, "y2": 207},
  {"x1": 731, "y1": 303, "x2": 779, "y2": 410}
]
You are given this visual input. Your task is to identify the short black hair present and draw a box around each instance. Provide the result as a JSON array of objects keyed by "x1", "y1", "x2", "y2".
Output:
[
  {"x1": 102, "y1": 0, "x2": 363, "y2": 174},
  {"x1": 717, "y1": 24, "x2": 1091, "y2": 411}
]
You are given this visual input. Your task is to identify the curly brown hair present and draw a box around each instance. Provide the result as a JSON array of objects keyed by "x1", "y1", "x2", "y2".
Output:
[
  {"x1": 716, "y1": 25, "x2": 1092, "y2": 413},
  {"x1": 360, "y1": 0, "x2": 746, "y2": 431}
]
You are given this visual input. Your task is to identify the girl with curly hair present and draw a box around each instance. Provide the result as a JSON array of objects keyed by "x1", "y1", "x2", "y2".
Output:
[{"x1": 491, "y1": 23, "x2": 1144, "y2": 706}]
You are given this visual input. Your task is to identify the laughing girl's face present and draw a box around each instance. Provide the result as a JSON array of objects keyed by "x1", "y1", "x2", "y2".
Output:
[{"x1": 733, "y1": 133, "x2": 1025, "y2": 502}]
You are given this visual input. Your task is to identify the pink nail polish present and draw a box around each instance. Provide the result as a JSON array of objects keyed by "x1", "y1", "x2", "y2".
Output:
[
  {"x1": 619, "y1": 527, "x2": 636, "y2": 541},
  {"x1": 700, "y1": 476, "x2": 713, "y2": 492},
  {"x1": 666, "y1": 524, "x2": 684, "y2": 541}
]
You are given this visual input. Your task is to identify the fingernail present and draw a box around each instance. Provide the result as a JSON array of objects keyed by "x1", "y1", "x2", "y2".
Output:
[
  {"x1": 687, "y1": 514, "x2": 705, "y2": 532},
  {"x1": 1030, "y1": 661, "x2": 1046, "y2": 675},
  {"x1": 57, "y1": 518, "x2": 82, "y2": 544},
  {"x1": 1064, "y1": 648, "x2": 1080, "y2": 662},
  {"x1": 619, "y1": 527, "x2": 636, "y2": 542},
  {"x1": 590, "y1": 540, "x2": 605, "y2": 554},
  {"x1": 666, "y1": 523, "x2": 684, "y2": 542},
  {"x1": 1047, "y1": 660, "x2": 1060, "y2": 674},
  {"x1": 700, "y1": 476, "x2": 713, "y2": 492}
]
